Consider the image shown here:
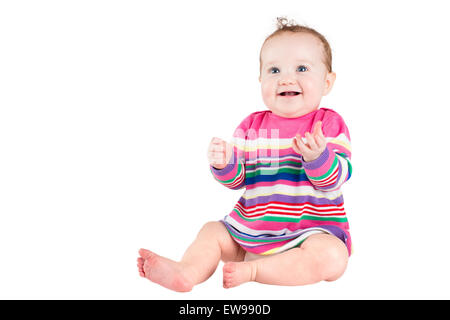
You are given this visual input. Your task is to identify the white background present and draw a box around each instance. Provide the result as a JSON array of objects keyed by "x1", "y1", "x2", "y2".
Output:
[{"x1": 1, "y1": 0, "x2": 449, "y2": 299}]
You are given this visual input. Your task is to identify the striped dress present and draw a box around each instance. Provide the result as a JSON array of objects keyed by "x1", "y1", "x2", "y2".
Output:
[{"x1": 210, "y1": 108, "x2": 353, "y2": 256}]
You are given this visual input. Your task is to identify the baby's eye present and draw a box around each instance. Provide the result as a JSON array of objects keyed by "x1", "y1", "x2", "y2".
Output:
[
  {"x1": 297, "y1": 65, "x2": 308, "y2": 72},
  {"x1": 269, "y1": 67, "x2": 280, "y2": 74}
]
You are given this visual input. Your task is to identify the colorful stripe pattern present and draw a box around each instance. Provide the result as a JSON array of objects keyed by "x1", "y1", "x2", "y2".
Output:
[{"x1": 210, "y1": 108, "x2": 352, "y2": 256}]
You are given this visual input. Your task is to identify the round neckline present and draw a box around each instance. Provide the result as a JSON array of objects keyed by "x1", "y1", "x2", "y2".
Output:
[{"x1": 268, "y1": 109, "x2": 318, "y2": 121}]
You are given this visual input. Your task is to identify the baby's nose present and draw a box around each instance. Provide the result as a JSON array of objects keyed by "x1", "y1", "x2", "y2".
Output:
[{"x1": 278, "y1": 77, "x2": 296, "y2": 86}]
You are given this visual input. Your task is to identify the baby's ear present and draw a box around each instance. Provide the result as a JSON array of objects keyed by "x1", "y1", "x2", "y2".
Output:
[{"x1": 323, "y1": 72, "x2": 336, "y2": 96}]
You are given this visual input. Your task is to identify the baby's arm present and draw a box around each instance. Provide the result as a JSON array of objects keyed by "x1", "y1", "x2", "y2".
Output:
[
  {"x1": 208, "y1": 137, "x2": 245, "y2": 190},
  {"x1": 293, "y1": 116, "x2": 352, "y2": 191}
]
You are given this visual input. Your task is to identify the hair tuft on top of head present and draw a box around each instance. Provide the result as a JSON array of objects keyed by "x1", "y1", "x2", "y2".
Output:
[{"x1": 275, "y1": 16, "x2": 298, "y2": 29}]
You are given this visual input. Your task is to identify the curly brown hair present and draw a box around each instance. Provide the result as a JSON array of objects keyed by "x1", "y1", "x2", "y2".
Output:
[{"x1": 259, "y1": 17, "x2": 333, "y2": 74}]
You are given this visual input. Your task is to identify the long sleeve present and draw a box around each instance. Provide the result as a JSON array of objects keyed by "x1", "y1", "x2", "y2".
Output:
[
  {"x1": 210, "y1": 146, "x2": 246, "y2": 189},
  {"x1": 301, "y1": 114, "x2": 352, "y2": 191}
]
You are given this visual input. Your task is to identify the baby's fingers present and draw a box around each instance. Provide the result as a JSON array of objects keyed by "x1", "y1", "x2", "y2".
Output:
[
  {"x1": 314, "y1": 132, "x2": 327, "y2": 149},
  {"x1": 208, "y1": 152, "x2": 226, "y2": 168},
  {"x1": 313, "y1": 121, "x2": 325, "y2": 138},
  {"x1": 292, "y1": 137, "x2": 301, "y2": 154},
  {"x1": 293, "y1": 135, "x2": 308, "y2": 154},
  {"x1": 210, "y1": 137, "x2": 223, "y2": 144},
  {"x1": 208, "y1": 138, "x2": 226, "y2": 153},
  {"x1": 209, "y1": 144, "x2": 225, "y2": 153},
  {"x1": 305, "y1": 132, "x2": 318, "y2": 150},
  {"x1": 208, "y1": 149, "x2": 225, "y2": 161}
]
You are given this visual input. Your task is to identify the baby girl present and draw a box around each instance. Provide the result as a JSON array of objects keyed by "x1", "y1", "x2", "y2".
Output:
[{"x1": 137, "y1": 17, "x2": 353, "y2": 292}]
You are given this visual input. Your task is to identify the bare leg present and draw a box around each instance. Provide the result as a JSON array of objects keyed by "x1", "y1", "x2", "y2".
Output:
[
  {"x1": 137, "y1": 221, "x2": 245, "y2": 292},
  {"x1": 222, "y1": 233, "x2": 348, "y2": 288}
]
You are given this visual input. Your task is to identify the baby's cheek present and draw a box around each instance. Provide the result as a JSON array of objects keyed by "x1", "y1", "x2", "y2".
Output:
[
  {"x1": 260, "y1": 83, "x2": 274, "y2": 106},
  {"x1": 303, "y1": 80, "x2": 323, "y2": 106}
]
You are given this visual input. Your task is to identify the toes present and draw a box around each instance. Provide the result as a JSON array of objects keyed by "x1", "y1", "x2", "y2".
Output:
[
  {"x1": 137, "y1": 257, "x2": 145, "y2": 277},
  {"x1": 222, "y1": 263, "x2": 236, "y2": 288},
  {"x1": 138, "y1": 248, "x2": 154, "y2": 260},
  {"x1": 223, "y1": 278, "x2": 232, "y2": 289},
  {"x1": 223, "y1": 277, "x2": 233, "y2": 289}
]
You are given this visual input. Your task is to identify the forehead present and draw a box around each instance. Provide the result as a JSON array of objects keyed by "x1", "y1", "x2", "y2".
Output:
[{"x1": 260, "y1": 32, "x2": 324, "y2": 65}]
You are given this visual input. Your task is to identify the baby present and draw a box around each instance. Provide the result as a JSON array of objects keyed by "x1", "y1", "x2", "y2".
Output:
[{"x1": 137, "y1": 17, "x2": 352, "y2": 292}]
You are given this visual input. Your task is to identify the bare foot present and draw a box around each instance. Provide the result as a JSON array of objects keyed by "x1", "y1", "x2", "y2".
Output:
[
  {"x1": 222, "y1": 261, "x2": 256, "y2": 289},
  {"x1": 138, "y1": 248, "x2": 194, "y2": 292}
]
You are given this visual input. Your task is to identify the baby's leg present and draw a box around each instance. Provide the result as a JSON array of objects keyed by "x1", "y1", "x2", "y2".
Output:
[
  {"x1": 222, "y1": 233, "x2": 348, "y2": 288},
  {"x1": 138, "y1": 221, "x2": 244, "y2": 292}
]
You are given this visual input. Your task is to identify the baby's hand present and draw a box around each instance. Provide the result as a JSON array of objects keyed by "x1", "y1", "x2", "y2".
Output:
[
  {"x1": 292, "y1": 121, "x2": 327, "y2": 162},
  {"x1": 208, "y1": 137, "x2": 233, "y2": 170}
]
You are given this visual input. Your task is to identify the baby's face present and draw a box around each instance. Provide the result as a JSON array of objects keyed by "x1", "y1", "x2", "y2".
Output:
[{"x1": 259, "y1": 32, "x2": 336, "y2": 118}]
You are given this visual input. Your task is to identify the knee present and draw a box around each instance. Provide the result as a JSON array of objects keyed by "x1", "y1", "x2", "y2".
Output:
[
  {"x1": 322, "y1": 244, "x2": 348, "y2": 281},
  {"x1": 302, "y1": 235, "x2": 349, "y2": 282},
  {"x1": 199, "y1": 221, "x2": 224, "y2": 234}
]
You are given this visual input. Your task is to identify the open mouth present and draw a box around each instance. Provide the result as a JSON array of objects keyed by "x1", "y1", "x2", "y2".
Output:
[{"x1": 279, "y1": 91, "x2": 301, "y2": 96}]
